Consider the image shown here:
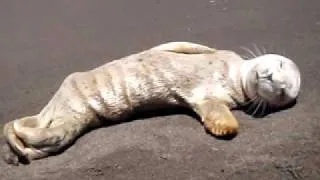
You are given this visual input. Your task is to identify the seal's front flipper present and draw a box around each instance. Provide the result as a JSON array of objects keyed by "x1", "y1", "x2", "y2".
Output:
[
  {"x1": 150, "y1": 42, "x2": 216, "y2": 54},
  {"x1": 193, "y1": 99, "x2": 239, "y2": 137}
]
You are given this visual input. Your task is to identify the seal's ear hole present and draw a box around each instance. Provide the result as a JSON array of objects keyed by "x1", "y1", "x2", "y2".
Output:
[{"x1": 18, "y1": 116, "x2": 39, "y2": 128}]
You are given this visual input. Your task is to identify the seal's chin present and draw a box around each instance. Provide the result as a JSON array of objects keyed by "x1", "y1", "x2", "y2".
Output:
[{"x1": 256, "y1": 84, "x2": 292, "y2": 108}]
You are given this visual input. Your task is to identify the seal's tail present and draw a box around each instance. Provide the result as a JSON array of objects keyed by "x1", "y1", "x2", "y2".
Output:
[{"x1": 150, "y1": 42, "x2": 216, "y2": 54}]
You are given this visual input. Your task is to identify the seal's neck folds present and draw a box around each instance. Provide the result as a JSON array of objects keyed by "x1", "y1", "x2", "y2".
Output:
[{"x1": 240, "y1": 58, "x2": 259, "y2": 100}]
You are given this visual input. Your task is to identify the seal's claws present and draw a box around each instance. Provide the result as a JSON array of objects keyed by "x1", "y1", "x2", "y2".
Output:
[{"x1": 204, "y1": 115, "x2": 239, "y2": 137}]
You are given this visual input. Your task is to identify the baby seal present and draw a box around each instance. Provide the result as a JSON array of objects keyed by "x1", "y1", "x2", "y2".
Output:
[{"x1": 2, "y1": 42, "x2": 301, "y2": 165}]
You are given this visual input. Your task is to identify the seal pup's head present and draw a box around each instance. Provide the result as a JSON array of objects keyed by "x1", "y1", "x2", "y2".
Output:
[{"x1": 241, "y1": 54, "x2": 301, "y2": 114}]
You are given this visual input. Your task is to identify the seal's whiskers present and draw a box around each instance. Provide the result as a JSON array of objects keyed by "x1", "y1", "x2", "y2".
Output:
[
  {"x1": 252, "y1": 98, "x2": 263, "y2": 116},
  {"x1": 240, "y1": 44, "x2": 269, "y2": 60},
  {"x1": 240, "y1": 46, "x2": 258, "y2": 58},
  {"x1": 259, "y1": 101, "x2": 268, "y2": 117},
  {"x1": 247, "y1": 97, "x2": 259, "y2": 114},
  {"x1": 261, "y1": 46, "x2": 267, "y2": 55},
  {"x1": 252, "y1": 43, "x2": 263, "y2": 56},
  {"x1": 241, "y1": 95, "x2": 258, "y2": 107}
]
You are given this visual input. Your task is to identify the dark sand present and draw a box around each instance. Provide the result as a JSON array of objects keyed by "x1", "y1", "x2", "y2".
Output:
[{"x1": 0, "y1": 0, "x2": 319, "y2": 179}]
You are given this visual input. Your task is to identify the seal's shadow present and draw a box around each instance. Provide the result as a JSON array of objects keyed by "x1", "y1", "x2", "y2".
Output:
[
  {"x1": 46, "y1": 106, "x2": 201, "y2": 160},
  {"x1": 33, "y1": 100, "x2": 298, "y2": 163},
  {"x1": 100, "y1": 106, "x2": 238, "y2": 141},
  {"x1": 98, "y1": 107, "x2": 200, "y2": 136}
]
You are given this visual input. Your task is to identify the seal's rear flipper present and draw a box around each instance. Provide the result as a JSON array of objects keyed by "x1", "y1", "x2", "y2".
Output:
[
  {"x1": 150, "y1": 42, "x2": 216, "y2": 54},
  {"x1": 3, "y1": 115, "x2": 86, "y2": 164},
  {"x1": 13, "y1": 116, "x2": 86, "y2": 156}
]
